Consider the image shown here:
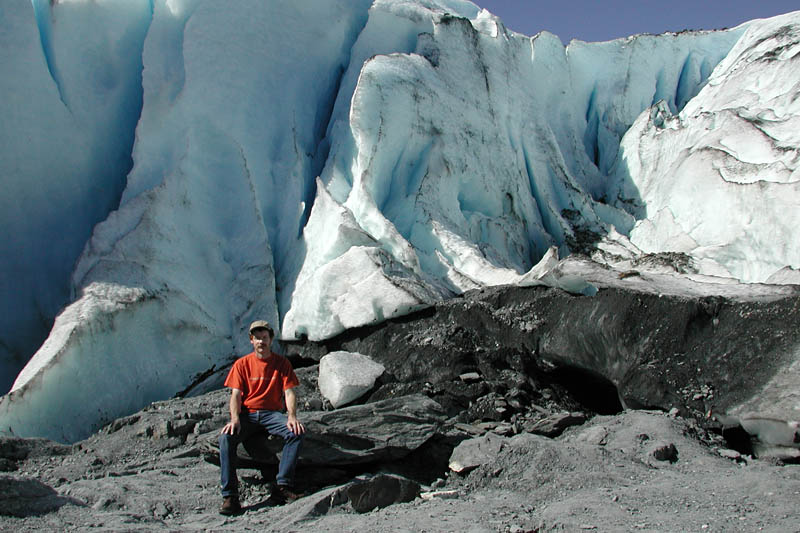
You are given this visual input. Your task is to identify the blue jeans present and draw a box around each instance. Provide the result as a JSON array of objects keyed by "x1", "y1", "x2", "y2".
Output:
[{"x1": 219, "y1": 410, "x2": 305, "y2": 497}]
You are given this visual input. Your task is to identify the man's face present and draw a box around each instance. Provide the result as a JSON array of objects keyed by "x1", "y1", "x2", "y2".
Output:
[{"x1": 250, "y1": 329, "x2": 273, "y2": 357}]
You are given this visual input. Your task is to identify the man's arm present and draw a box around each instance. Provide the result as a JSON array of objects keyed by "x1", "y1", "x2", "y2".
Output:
[
  {"x1": 284, "y1": 388, "x2": 305, "y2": 435},
  {"x1": 221, "y1": 388, "x2": 243, "y2": 435}
]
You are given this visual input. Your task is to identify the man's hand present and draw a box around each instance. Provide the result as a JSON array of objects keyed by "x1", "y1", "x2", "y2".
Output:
[
  {"x1": 221, "y1": 419, "x2": 241, "y2": 435},
  {"x1": 222, "y1": 388, "x2": 243, "y2": 435},
  {"x1": 284, "y1": 388, "x2": 305, "y2": 435},
  {"x1": 286, "y1": 415, "x2": 305, "y2": 436}
]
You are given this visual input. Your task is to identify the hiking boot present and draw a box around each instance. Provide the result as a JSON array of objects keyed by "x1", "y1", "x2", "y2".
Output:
[
  {"x1": 219, "y1": 496, "x2": 241, "y2": 515},
  {"x1": 271, "y1": 485, "x2": 301, "y2": 504}
]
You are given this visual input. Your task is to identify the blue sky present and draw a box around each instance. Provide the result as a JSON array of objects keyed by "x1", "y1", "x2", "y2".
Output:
[{"x1": 473, "y1": 1, "x2": 800, "y2": 43}]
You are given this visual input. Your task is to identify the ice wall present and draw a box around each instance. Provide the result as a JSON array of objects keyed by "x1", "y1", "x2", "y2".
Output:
[
  {"x1": 282, "y1": 8, "x2": 744, "y2": 339},
  {"x1": 1, "y1": 0, "x2": 796, "y2": 442},
  {"x1": 1, "y1": 0, "x2": 374, "y2": 442},
  {"x1": 0, "y1": 0, "x2": 151, "y2": 393},
  {"x1": 610, "y1": 13, "x2": 800, "y2": 281}
]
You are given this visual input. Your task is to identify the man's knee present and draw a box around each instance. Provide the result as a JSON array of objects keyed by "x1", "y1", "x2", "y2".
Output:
[
  {"x1": 287, "y1": 430, "x2": 305, "y2": 443},
  {"x1": 219, "y1": 432, "x2": 237, "y2": 450}
]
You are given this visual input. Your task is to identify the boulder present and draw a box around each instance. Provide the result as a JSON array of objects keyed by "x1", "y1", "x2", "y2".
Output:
[
  {"x1": 269, "y1": 474, "x2": 420, "y2": 527},
  {"x1": 649, "y1": 442, "x2": 679, "y2": 463},
  {"x1": 448, "y1": 432, "x2": 506, "y2": 474},
  {"x1": 710, "y1": 412, "x2": 800, "y2": 461},
  {"x1": 346, "y1": 474, "x2": 420, "y2": 513},
  {"x1": 319, "y1": 351, "x2": 385, "y2": 408},
  {"x1": 525, "y1": 412, "x2": 588, "y2": 438},
  {"x1": 202, "y1": 394, "x2": 446, "y2": 467},
  {"x1": 301, "y1": 394, "x2": 446, "y2": 464},
  {"x1": 271, "y1": 484, "x2": 351, "y2": 527}
]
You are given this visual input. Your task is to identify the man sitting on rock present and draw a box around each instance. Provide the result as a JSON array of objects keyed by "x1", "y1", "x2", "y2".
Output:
[{"x1": 218, "y1": 320, "x2": 306, "y2": 515}]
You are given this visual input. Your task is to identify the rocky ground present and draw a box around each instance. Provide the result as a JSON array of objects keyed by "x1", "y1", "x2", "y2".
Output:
[
  {"x1": 1, "y1": 395, "x2": 798, "y2": 532},
  {"x1": 2, "y1": 267, "x2": 800, "y2": 531}
]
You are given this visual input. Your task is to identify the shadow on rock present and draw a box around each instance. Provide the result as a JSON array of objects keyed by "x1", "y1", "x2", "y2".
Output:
[{"x1": 0, "y1": 475, "x2": 82, "y2": 517}]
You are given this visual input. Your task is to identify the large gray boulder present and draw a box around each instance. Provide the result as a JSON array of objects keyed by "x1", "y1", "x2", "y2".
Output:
[
  {"x1": 300, "y1": 394, "x2": 445, "y2": 464},
  {"x1": 318, "y1": 351, "x2": 385, "y2": 408},
  {"x1": 203, "y1": 394, "x2": 446, "y2": 467}
]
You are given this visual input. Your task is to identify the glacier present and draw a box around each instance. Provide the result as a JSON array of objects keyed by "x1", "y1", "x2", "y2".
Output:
[
  {"x1": 0, "y1": 0, "x2": 151, "y2": 394},
  {"x1": 610, "y1": 15, "x2": 800, "y2": 282},
  {"x1": 0, "y1": 0, "x2": 798, "y2": 442}
]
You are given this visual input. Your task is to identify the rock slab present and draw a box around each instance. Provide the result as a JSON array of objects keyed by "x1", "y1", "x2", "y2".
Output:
[{"x1": 203, "y1": 394, "x2": 446, "y2": 467}]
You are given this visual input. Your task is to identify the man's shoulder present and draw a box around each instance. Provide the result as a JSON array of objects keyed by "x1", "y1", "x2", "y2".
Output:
[
  {"x1": 230, "y1": 352, "x2": 256, "y2": 370},
  {"x1": 224, "y1": 353, "x2": 255, "y2": 389}
]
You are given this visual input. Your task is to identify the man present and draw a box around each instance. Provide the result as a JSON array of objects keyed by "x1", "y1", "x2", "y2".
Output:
[{"x1": 218, "y1": 320, "x2": 306, "y2": 515}]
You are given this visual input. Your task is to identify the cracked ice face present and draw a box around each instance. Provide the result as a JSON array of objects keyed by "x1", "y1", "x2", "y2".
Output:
[{"x1": 1, "y1": 1, "x2": 799, "y2": 443}]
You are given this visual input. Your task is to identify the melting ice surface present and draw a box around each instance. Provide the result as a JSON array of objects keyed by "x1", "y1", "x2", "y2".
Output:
[{"x1": 1, "y1": 0, "x2": 799, "y2": 442}]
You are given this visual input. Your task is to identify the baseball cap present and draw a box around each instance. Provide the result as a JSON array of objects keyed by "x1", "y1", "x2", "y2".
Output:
[{"x1": 248, "y1": 320, "x2": 274, "y2": 336}]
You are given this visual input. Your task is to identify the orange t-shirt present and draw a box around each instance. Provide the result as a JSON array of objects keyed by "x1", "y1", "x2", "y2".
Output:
[{"x1": 224, "y1": 352, "x2": 299, "y2": 411}]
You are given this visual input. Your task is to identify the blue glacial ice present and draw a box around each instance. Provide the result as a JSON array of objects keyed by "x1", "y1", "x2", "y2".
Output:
[{"x1": 1, "y1": 0, "x2": 797, "y2": 442}]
